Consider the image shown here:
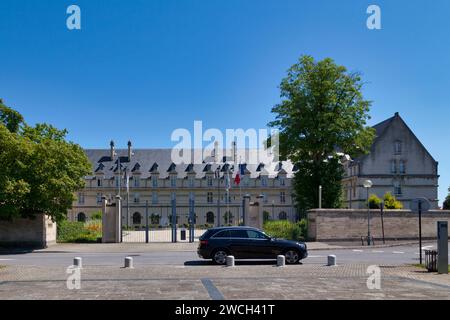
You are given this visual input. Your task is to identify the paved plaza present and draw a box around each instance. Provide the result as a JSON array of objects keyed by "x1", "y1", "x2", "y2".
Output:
[{"x1": 0, "y1": 241, "x2": 449, "y2": 300}]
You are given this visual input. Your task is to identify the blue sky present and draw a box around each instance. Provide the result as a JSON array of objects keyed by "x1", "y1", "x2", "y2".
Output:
[{"x1": 0, "y1": 0, "x2": 449, "y2": 205}]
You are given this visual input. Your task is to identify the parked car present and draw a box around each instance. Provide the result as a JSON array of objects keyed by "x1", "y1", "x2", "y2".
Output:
[{"x1": 197, "y1": 226, "x2": 307, "y2": 265}]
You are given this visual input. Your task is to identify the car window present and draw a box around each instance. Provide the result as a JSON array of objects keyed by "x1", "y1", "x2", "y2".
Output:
[
  {"x1": 212, "y1": 230, "x2": 230, "y2": 238},
  {"x1": 246, "y1": 230, "x2": 267, "y2": 239},
  {"x1": 229, "y1": 230, "x2": 248, "y2": 238}
]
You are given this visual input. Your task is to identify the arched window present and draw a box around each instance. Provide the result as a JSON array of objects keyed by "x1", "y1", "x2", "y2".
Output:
[
  {"x1": 206, "y1": 212, "x2": 215, "y2": 224},
  {"x1": 77, "y1": 212, "x2": 86, "y2": 222},
  {"x1": 278, "y1": 211, "x2": 287, "y2": 220},
  {"x1": 150, "y1": 214, "x2": 160, "y2": 225},
  {"x1": 132, "y1": 212, "x2": 142, "y2": 225}
]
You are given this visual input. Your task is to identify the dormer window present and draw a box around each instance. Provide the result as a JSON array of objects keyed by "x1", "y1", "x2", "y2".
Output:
[
  {"x1": 279, "y1": 177, "x2": 285, "y2": 186},
  {"x1": 394, "y1": 141, "x2": 402, "y2": 154},
  {"x1": 152, "y1": 176, "x2": 158, "y2": 188},
  {"x1": 170, "y1": 175, "x2": 177, "y2": 187},
  {"x1": 134, "y1": 177, "x2": 140, "y2": 187},
  {"x1": 207, "y1": 175, "x2": 213, "y2": 187},
  {"x1": 97, "y1": 178, "x2": 102, "y2": 187}
]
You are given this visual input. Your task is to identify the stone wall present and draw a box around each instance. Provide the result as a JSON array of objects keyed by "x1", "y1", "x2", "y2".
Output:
[
  {"x1": 0, "y1": 214, "x2": 56, "y2": 248},
  {"x1": 307, "y1": 209, "x2": 450, "y2": 241}
]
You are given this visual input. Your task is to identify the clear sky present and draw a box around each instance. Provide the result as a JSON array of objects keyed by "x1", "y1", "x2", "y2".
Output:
[{"x1": 1, "y1": 0, "x2": 449, "y2": 205}]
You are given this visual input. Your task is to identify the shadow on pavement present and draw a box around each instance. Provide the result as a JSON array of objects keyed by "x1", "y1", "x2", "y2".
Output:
[{"x1": 184, "y1": 260, "x2": 284, "y2": 266}]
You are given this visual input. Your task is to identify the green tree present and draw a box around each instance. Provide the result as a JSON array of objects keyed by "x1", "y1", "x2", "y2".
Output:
[
  {"x1": 0, "y1": 99, "x2": 24, "y2": 133},
  {"x1": 269, "y1": 56, "x2": 375, "y2": 214},
  {"x1": 0, "y1": 102, "x2": 91, "y2": 222},
  {"x1": 383, "y1": 192, "x2": 403, "y2": 209},
  {"x1": 443, "y1": 187, "x2": 450, "y2": 210}
]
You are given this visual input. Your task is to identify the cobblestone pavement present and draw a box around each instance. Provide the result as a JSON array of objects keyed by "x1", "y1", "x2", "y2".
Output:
[{"x1": 0, "y1": 263, "x2": 449, "y2": 300}]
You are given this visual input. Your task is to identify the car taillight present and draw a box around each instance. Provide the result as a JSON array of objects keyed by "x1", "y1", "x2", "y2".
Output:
[{"x1": 200, "y1": 240, "x2": 208, "y2": 246}]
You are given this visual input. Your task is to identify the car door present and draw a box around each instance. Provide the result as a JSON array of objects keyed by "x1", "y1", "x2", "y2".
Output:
[
  {"x1": 228, "y1": 229, "x2": 250, "y2": 258},
  {"x1": 245, "y1": 230, "x2": 274, "y2": 259}
]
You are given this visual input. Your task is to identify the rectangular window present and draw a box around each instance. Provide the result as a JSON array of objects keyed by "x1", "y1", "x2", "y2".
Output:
[
  {"x1": 97, "y1": 179, "x2": 102, "y2": 187},
  {"x1": 395, "y1": 141, "x2": 402, "y2": 154},
  {"x1": 394, "y1": 183, "x2": 402, "y2": 196},
  {"x1": 134, "y1": 193, "x2": 140, "y2": 203},
  {"x1": 96, "y1": 193, "x2": 102, "y2": 204},
  {"x1": 399, "y1": 161, "x2": 405, "y2": 174},
  {"x1": 279, "y1": 177, "x2": 285, "y2": 186},
  {"x1": 152, "y1": 176, "x2": 158, "y2": 187},
  {"x1": 207, "y1": 176, "x2": 213, "y2": 187},
  {"x1": 207, "y1": 192, "x2": 213, "y2": 203},
  {"x1": 261, "y1": 177, "x2": 267, "y2": 187},
  {"x1": 280, "y1": 192, "x2": 286, "y2": 203},
  {"x1": 134, "y1": 177, "x2": 140, "y2": 187},
  {"x1": 189, "y1": 176, "x2": 195, "y2": 188},
  {"x1": 152, "y1": 192, "x2": 158, "y2": 204},
  {"x1": 78, "y1": 193, "x2": 85, "y2": 204},
  {"x1": 390, "y1": 160, "x2": 397, "y2": 174}
]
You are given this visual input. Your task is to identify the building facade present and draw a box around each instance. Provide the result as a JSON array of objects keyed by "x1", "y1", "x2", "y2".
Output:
[
  {"x1": 68, "y1": 143, "x2": 297, "y2": 227},
  {"x1": 341, "y1": 113, "x2": 439, "y2": 209}
]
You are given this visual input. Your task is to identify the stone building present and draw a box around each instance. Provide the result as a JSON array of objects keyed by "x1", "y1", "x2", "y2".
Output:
[
  {"x1": 341, "y1": 113, "x2": 439, "y2": 209},
  {"x1": 68, "y1": 142, "x2": 296, "y2": 227}
]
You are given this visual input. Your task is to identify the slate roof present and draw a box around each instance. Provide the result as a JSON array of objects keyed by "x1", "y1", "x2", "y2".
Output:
[{"x1": 84, "y1": 149, "x2": 295, "y2": 179}]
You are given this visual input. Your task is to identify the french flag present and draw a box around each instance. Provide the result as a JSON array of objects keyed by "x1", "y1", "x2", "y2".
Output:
[{"x1": 234, "y1": 164, "x2": 244, "y2": 185}]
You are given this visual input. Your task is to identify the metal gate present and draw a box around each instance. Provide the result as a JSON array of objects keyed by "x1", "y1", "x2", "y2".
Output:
[{"x1": 121, "y1": 199, "x2": 206, "y2": 243}]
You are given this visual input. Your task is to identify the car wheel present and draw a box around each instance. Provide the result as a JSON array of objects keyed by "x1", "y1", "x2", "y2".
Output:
[
  {"x1": 284, "y1": 249, "x2": 300, "y2": 264},
  {"x1": 212, "y1": 249, "x2": 228, "y2": 265}
]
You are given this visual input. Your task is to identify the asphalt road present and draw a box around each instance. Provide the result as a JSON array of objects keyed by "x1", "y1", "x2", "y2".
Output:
[{"x1": 1, "y1": 243, "x2": 446, "y2": 267}]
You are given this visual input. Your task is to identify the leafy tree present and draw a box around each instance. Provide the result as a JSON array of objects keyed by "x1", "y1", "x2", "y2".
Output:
[
  {"x1": 0, "y1": 101, "x2": 91, "y2": 222},
  {"x1": 383, "y1": 192, "x2": 403, "y2": 209},
  {"x1": 443, "y1": 187, "x2": 450, "y2": 210},
  {"x1": 0, "y1": 99, "x2": 24, "y2": 133},
  {"x1": 269, "y1": 56, "x2": 375, "y2": 214},
  {"x1": 368, "y1": 194, "x2": 382, "y2": 209}
]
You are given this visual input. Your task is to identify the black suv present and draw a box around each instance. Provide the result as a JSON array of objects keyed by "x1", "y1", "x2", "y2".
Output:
[{"x1": 197, "y1": 226, "x2": 307, "y2": 265}]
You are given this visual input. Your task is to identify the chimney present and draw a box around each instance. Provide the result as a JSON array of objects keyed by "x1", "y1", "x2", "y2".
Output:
[
  {"x1": 128, "y1": 140, "x2": 132, "y2": 161},
  {"x1": 110, "y1": 140, "x2": 115, "y2": 159},
  {"x1": 394, "y1": 112, "x2": 399, "y2": 117},
  {"x1": 214, "y1": 141, "x2": 219, "y2": 163}
]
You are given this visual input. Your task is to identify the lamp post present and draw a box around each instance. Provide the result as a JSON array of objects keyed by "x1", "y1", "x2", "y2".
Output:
[
  {"x1": 363, "y1": 179, "x2": 373, "y2": 246},
  {"x1": 216, "y1": 167, "x2": 221, "y2": 227},
  {"x1": 319, "y1": 185, "x2": 322, "y2": 209}
]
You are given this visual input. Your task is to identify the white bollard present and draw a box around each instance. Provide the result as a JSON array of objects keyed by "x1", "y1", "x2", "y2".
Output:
[
  {"x1": 124, "y1": 256, "x2": 134, "y2": 269},
  {"x1": 327, "y1": 255, "x2": 337, "y2": 266},
  {"x1": 73, "y1": 257, "x2": 82, "y2": 268},
  {"x1": 226, "y1": 255, "x2": 235, "y2": 267},
  {"x1": 277, "y1": 255, "x2": 285, "y2": 267}
]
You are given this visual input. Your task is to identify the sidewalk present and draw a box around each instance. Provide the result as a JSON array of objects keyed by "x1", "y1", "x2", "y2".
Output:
[{"x1": 0, "y1": 240, "x2": 433, "y2": 254}]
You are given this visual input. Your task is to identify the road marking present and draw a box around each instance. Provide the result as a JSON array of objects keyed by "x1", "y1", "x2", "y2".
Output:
[
  {"x1": 392, "y1": 251, "x2": 404, "y2": 254},
  {"x1": 308, "y1": 255, "x2": 325, "y2": 258},
  {"x1": 352, "y1": 250, "x2": 363, "y2": 252},
  {"x1": 201, "y1": 278, "x2": 224, "y2": 300},
  {"x1": 0, "y1": 259, "x2": 14, "y2": 261},
  {"x1": 372, "y1": 250, "x2": 384, "y2": 253}
]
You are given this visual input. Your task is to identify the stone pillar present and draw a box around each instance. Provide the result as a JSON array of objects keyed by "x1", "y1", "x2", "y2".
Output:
[
  {"x1": 102, "y1": 196, "x2": 122, "y2": 243},
  {"x1": 256, "y1": 194, "x2": 264, "y2": 229},
  {"x1": 115, "y1": 196, "x2": 122, "y2": 243},
  {"x1": 243, "y1": 194, "x2": 251, "y2": 226}
]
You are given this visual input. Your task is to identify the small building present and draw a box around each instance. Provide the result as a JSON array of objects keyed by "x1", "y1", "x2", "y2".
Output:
[{"x1": 342, "y1": 113, "x2": 439, "y2": 209}]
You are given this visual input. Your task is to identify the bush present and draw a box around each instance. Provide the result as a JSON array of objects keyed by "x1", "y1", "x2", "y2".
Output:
[
  {"x1": 91, "y1": 211, "x2": 102, "y2": 220},
  {"x1": 383, "y1": 192, "x2": 403, "y2": 209},
  {"x1": 263, "y1": 220, "x2": 307, "y2": 241},
  {"x1": 368, "y1": 194, "x2": 382, "y2": 209},
  {"x1": 57, "y1": 220, "x2": 101, "y2": 243}
]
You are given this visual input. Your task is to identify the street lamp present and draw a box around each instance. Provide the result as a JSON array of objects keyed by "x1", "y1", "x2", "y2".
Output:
[{"x1": 363, "y1": 179, "x2": 373, "y2": 245}]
